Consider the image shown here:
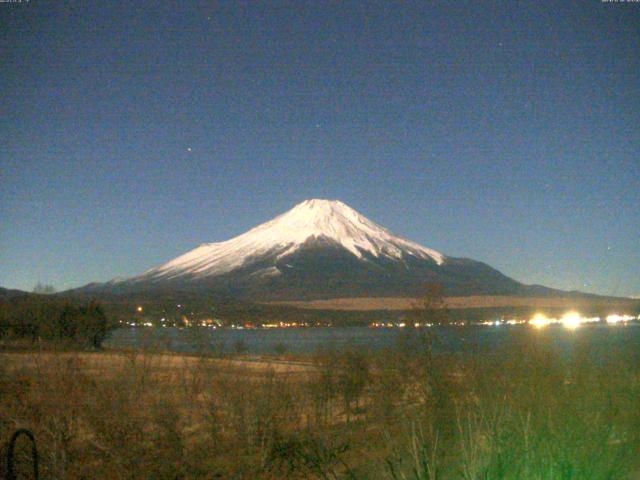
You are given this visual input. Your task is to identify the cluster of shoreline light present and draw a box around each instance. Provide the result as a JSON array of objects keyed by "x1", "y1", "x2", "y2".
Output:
[
  {"x1": 369, "y1": 313, "x2": 639, "y2": 329},
  {"x1": 528, "y1": 312, "x2": 599, "y2": 330},
  {"x1": 370, "y1": 321, "x2": 476, "y2": 328},
  {"x1": 605, "y1": 314, "x2": 638, "y2": 324},
  {"x1": 478, "y1": 319, "x2": 527, "y2": 327},
  {"x1": 527, "y1": 312, "x2": 638, "y2": 329},
  {"x1": 261, "y1": 321, "x2": 328, "y2": 328},
  {"x1": 122, "y1": 313, "x2": 638, "y2": 329}
]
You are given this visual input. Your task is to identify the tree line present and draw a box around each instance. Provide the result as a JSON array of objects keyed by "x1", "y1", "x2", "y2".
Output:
[{"x1": 0, "y1": 298, "x2": 114, "y2": 348}]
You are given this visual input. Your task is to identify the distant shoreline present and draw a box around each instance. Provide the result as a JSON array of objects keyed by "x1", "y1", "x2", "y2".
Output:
[{"x1": 266, "y1": 295, "x2": 640, "y2": 311}]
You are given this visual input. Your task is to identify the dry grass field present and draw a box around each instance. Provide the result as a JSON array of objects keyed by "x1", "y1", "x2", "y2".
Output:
[
  {"x1": 266, "y1": 295, "x2": 640, "y2": 312},
  {"x1": 0, "y1": 350, "x2": 313, "y2": 376},
  {"x1": 2, "y1": 329, "x2": 640, "y2": 479}
]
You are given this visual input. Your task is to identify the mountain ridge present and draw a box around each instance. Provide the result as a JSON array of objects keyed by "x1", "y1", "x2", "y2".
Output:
[
  {"x1": 69, "y1": 198, "x2": 585, "y2": 301},
  {"x1": 128, "y1": 199, "x2": 445, "y2": 284}
]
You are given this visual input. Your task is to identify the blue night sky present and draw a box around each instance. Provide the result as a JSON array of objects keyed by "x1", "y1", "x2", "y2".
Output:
[{"x1": 1, "y1": 1, "x2": 639, "y2": 296}]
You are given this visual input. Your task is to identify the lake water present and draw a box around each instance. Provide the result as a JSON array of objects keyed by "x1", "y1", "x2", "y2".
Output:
[{"x1": 105, "y1": 323, "x2": 640, "y2": 356}]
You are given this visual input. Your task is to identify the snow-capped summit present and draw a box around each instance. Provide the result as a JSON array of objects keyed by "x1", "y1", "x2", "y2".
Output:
[
  {"x1": 135, "y1": 199, "x2": 444, "y2": 282},
  {"x1": 72, "y1": 199, "x2": 615, "y2": 301},
  {"x1": 78, "y1": 198, "x2": 540, "y2": 300}
]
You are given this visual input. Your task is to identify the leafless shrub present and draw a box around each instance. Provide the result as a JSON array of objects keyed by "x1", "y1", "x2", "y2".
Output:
[{"x1": 1, "y1": 330, "x2": 640, "y2": 478}]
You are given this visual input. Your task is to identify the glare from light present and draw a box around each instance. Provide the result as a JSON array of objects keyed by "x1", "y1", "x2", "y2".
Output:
[
  {"x1": 561, "y1": 311, "x2": 582, "y2": 330},
  {"x1": 607, "y1": 314, "x2": 622, "y2": 324},
  {"x1": 607, "y1": 314, "x2": 634, "y2": 324},
  {"x1": 530, "y1": 313, "x2": 551, "y2": 328}
]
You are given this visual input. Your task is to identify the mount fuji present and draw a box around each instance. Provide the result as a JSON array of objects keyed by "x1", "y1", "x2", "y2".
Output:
[{"x1": 79, "y1": 199, "x2": 551, "y2": 300}]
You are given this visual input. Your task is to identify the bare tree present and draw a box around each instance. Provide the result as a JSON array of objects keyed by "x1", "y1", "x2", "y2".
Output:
[{"x1": 413, "y1": 283, "x2": 449, "y2": 327}]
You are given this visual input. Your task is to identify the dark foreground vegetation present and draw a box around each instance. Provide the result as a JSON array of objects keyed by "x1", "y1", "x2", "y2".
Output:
[
  {"x1": 0, "y1": 298, "x2": 113, "y2": 349},
  {"x1": 1, "y1": 327, "x2": 640, "y2": 479}
]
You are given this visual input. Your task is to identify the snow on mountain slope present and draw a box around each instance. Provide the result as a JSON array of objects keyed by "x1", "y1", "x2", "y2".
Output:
[{"x1": 134, "y1": 199, "x2": 444, "y2": 282}]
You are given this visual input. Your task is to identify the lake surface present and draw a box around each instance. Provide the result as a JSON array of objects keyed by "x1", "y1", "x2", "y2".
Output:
[{"x1": 105, "y1": 323, "x2": 640, "y2": 356}]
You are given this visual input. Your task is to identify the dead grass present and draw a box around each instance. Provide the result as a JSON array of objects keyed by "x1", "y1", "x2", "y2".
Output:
[
  {"x1": 265, "y1": 295, "x2": 640, "y2": 311},
  {"x1": 1, "y1": 331, "x2": 640, "y2": 479},
  {"x1": 0, "y1": 350, "x2": 313, "y2": 375}
]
